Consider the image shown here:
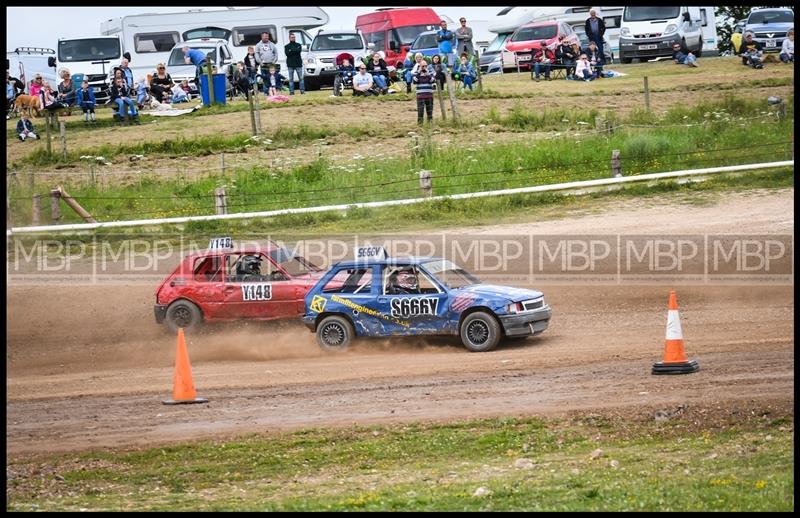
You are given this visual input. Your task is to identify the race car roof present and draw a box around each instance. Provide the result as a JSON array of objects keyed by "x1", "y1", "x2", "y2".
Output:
[
  {"x1": 187, "y1": 244, "x2": 283, "y2": 258},
  {"x1": 333, "y1": 256, "x2": 446, "y2": 268}
]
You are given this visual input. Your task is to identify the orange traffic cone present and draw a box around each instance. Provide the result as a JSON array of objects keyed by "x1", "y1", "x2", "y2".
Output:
[
  {"x1": 652, "y1": 290, "x2": 699, "y2": 375},
  {"x1": 163, "y1": 328, "x2": 209, "y2": 404}
]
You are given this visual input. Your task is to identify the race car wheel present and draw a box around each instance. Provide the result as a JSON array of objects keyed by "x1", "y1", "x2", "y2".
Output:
[
  {"x1": 460, "y1": 311, "x2": 501, "y2": 352},
  {"x1": 165, "y1": 300, "x2": 203, "y2": 334},
  {"x1": 317, "y1": 315, "x2": 354, "y2": 351}
]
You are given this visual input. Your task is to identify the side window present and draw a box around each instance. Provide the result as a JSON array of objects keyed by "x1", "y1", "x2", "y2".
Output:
[
  {"x1": 383, "y1": 266, "x2": 441, "y2": 295},
  {"x1": 232, "y1": 25, "x2": 277, "y2": 47},
  {"x1": 134, "y1": 32, "x2": 179, "y2": 53},
  {"x1": 389, "y1": 29, "x2": 402, "y2": 51},
  {"x1": 322, "y1": 268, "x2": 373, "y2": 294},
  {"x1": 290, "y1": 30, "x2": 311, "y2": 47},
  {"x1": 193, "y1": 256, "x2": 222, "y2": 282},
  {"x1": 220, "y1": 45, "x2": 232, "y2": 61},
  {"x1": 605, "y1": 16, "x2": 621, "y2": 29},
  {"x1": 366, "y1": 31, "x2": 386, "y2": 52}
]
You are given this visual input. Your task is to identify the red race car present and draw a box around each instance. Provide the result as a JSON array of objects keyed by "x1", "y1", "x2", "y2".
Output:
[{"x1": 154, "y1": 239, "x2": 326, "y2": 332}]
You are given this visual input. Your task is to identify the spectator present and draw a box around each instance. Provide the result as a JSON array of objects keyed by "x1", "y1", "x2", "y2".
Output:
[
  {"x1": 135, "y1": 76, "x2": 150, "y2": 109},
  {"x1": 171, "y1": 81, "x2": 190, "y2": 103},
  {"x1": 29, "y1": 73, "x2": 44, "y2": 99},
  {"x1": 114, "y1": 57, "x2": 134, "y2": 89},
  {"x1": 255, "y1": 31, "x2": 279, "y2": 89},
  {"x1": 244, "y1": 46, "x2": 258, "y2": 85},
  {"x1": 76, "y1": 79, "x2": 96, "y2": 123},
  {"x1": 284, "y1": 33, "x2": 305, "y2": 95},
  {"x1": 56, "y1": 68, "x2": 76, "y2": 110},
  {"x1": 436, "y1": 20, "x2": 456, "y2": 67},
  {"x1": 180, "y1": 79, "x2": 192, "y2": 97},
  {"x1": 367, "y1": 52, "x2": 389, "y2": 93},
  {"x1": 6, "y1": 75, "x2": 14, "y2": 118},
  {"x1": 456, "y1": 17, "x2": 474, "y2": 58},
  {"x1": 413, "y1": 62, "x2": 434, "y2": 125},
  {"x1": 231, "y1": 62, "x2": 251, "y2": 99},
  {"x1": 110, "y1": 77, "x2": 138, "y2": 121},
  {"x1": 182, "y1": 45, "x2": 209, "y2": 87},
  {"x1": 42, "y1": 82, "x2": 68, "y2": 113},
  {"x1": 452, "y1": 53, "x2": 477, "y2": 91},
  {"x1": 430, "y1": 54, "x2": 447, "y2": 90},
  {"x1": 739, "y1": 32, "x2": 764, "y2": 69},
  {"x1": 585, "y1": 9, "x2": 606, "y2": 63},
  {"x1": 264, "y1": 64, "x2": 285, "y2": 96},
  {"x1": 672, "y1": 42, "x2": 698, "y2": 67},
  {"x1": 780, "y1": 29, "x2": 794, "y2": 63},
  {"x1": 533, "y1": 41, "x2": 555, "y2": 82},
  {"x1": 556, "y1": 36, "x2": 577, "y2": 80},
  {"x1": 16, "y1": 112, "x2": 38, "y2": 141},
  {"x1": 404, "y1": 53, "x2": 425, "y2": 94},
  {"x1": 575, "y1": 54, "x2": 597, "y2": 81},
  {"x1": 150, "y1": 63, "x2": 173, "y2": 103},
  {"x1": 586, "y1": 41, "x2": 605, "y2": 76},
  {"x1": 352, "y1": 63, "x2": 375, "y2": 96}
]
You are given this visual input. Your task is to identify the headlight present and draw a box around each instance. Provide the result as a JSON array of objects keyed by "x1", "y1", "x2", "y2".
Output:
[
  {"x1": 507, "y1": 302, "x2": 523, "y2": 314},
  {"x1": 663, "y1": 24, "x2": 678, "y2": 35},
  {"x1": 305, "y1": 57, "x2": 315, "y2": 64},
  {"x1": 620, "y1": 27, "x2": 631, "y2": 37}
]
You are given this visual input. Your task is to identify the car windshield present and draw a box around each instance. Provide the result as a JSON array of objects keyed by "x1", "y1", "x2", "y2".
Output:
[
  {"x1": 485, "y1": 33, "x2": 511, "y2": 53},
  {"x1": 422, "y1": 259, "x2": 481, "y2": 289},
  {"x1": 412, "y1": 33, "x2": 438, "y2": 50},
  {"x1": 623, "y1": 6, "x2": 680, "y2": 22},
  {"x1": 268, "y1": 247, "x2": 321, "y2": 276},
  {"x1": 58, "y1": 38, "x2": 121, "y2": 62},
  {"x1": 311, "y1": 34, "x2": 364, "y2": 51},
  {"x1": 396, "y1": 24, "x2": 438, "y2": 44},
  {"x1": 512, "y1": 25, "x2": 557, "y2": 42},
  {"x1": 168, "y1": 47, "x2": 215, "y2": 67},
  {"x1": 748, "y1": 11, "x2": 794, "y2": 25}
]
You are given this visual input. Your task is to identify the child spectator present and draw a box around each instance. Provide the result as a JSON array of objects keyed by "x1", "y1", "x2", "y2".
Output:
[
  {"x1": 180, "y1": 79, "x2": 192, "y2": 97},
  {"x1": 244, "y1": 46, "x2": 258, "y2": 84},
  {"x1": 231, "y1": 61, "x2": 251, "y2": 99},
  {"x1": 452, "y1": 53, "x2": 477, "y2": 91},
  {"x1": 135, "y1": 76, "x2": 150, "y2": 109},
  {"x1": 42, "y1": 83, "x2": 68, "y2": 112},
  {"x1": 6, "y1": 76, "x2": 14, "y2": 119},
  {"x1": 16, "y1": 113, "x2": 38, "y2": 141},
  {"x1": 575, "y1": 54, "x2": 596, "y2": 81},
  {"x1": 671, "y1": 43, "x2": 698, "y2": 67},
  {"x1": 413, "y1": 62, "x2": 434, "y2": 125},
  {"x1": 780, "y1": 29, "x2": 794, "y2": 63},
  {"x1": 76, "y1": 79, "x2": 96, "y2": 122},
  {"x1": 171, "y1": 81, "x2": 189, "y2": 103},
  {"x1": 264, "y1": 64, "x2": 285, "y2": 96}
]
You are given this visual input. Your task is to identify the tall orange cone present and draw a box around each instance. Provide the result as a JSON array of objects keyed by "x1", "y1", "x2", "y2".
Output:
[
  {"x1": 163, "y1": 328, "x2": 209, "y2": 404},
  {"x1": 652, "y1": 290, "x2": 699, "y2": 375}
]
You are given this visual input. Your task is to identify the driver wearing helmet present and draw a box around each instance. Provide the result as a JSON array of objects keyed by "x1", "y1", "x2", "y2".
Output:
[
  {"x1": 388, "y1": 267, "x2": 420, "y2": 294},
  {"x1": 236, "y1": 255, "x2": 270, "y2": 283}
]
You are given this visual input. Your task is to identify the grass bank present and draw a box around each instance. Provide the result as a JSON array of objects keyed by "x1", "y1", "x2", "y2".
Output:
[{"x1": 6, "y1": 402, "x2": 793, "y2": 511}]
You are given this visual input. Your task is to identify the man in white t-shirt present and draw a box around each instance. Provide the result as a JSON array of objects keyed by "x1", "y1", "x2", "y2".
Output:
[{"x1": 352, "y1": 64, "x2": 375, "y2": 96}]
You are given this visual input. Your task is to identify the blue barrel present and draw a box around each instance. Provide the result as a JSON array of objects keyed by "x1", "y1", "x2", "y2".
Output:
[{"x1": 199, "y1": 73, "x2": 227, "y2": 105}]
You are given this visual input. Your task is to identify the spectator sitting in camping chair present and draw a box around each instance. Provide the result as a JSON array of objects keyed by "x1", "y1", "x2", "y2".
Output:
[{"x1": 451, "y1": 53, "x2": 477, "y2": 91}]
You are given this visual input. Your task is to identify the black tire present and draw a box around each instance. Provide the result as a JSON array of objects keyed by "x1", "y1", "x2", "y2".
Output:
[
  {"x1": 460, "y1": 311, "x2": 501, "y2": 352},
  {"x1": 316, "y1": 315, "x2": 354, "y2": 351},
  {"x1": 333, "y1": 76, "x2": 343, "y2": 97},
  {"x1": 695, "y1": 38, "x2": 703, "y2": 57},
  {"x1": 165, "y1": 300, "x2": 203, "y2": 334},
  {"x1": 305, "y1": 77, "x2": 320, "y2": 91}
]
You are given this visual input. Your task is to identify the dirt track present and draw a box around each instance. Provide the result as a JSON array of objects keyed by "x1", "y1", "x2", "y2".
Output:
[{"x1": 6, "y1": 189, "x2": 794, "y2": 457}]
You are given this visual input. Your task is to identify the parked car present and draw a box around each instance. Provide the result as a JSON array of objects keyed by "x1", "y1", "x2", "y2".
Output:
[
  {"x1": 408, "y1": 30, "x2": 442, "y2": 61},
  {"x1": 573, "y1": 26, "x2": 614, "y2": 64},
  {"x1": 304, "y1": 29, "x2": 370, "y2": 90},
  {"x1": 154, "y1": 240, "x2": 325, "y2": 333},
  {"x1": 744, "y1": 7, "x2": 794, "y2": 53},
  {"x1": 302, "y1": 251, "x2": 552, "y2": 352},
  {"x1": 504, "y1": 21, "x2": 580, "y2": 70},
  {"x1": 163, "y1": 38, "x2": 235, "y2": 96}
]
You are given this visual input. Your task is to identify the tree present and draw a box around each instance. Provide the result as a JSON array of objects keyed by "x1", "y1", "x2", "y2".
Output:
[{"x1": 715, "y1": 6, "x2": 793, "y2": 53}]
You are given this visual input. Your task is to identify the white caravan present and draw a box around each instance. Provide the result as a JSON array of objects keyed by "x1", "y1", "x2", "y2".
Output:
[
  {"x1": 98, "y1": 7, "x2": 328, "y2": 78},
  {"x1": 6, "y1": 47, "x2": 58, "y2": 94},
  {"x1": 699, "y1": 7, "x2": 719, "y2": 56},
  {"x1": 618, "y1": 6, "x2": 705, "y2": 63}
]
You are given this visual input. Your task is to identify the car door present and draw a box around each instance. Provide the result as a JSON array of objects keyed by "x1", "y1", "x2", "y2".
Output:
[
  {"x1": 221, "y1": 252, "x2": 300, "y2": 320},
  {"x1": 373, "y1": 264, "x2": 448, "y2": 335},
  {"x1": 183, "y1": 255, "x2": 226, "y2": 320}
]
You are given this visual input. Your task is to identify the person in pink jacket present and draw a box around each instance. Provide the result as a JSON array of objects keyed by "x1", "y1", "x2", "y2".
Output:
[{"x1": 29, "y1": 73, "x2": 44, "y2": 98}]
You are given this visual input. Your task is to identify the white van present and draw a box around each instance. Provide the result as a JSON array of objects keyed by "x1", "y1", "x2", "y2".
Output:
[
  {"x1": 165, "y1": 38, "x2": 235, "y2": 96},
  {"x1": 6, "y1": 47, "x2": 58, "y2": 95},
  {"x1": 56, "y1": 37, "x2": 122, "y2": 104},
  {"x1": 618, "y1": 6, "x2": 704, "y2": 63}
]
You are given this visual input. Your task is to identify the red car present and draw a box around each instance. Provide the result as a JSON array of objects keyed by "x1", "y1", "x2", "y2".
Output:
[
  {"x1": 154, "y1": 241, "x2": 326, "y2": 333},
  {"x1": 504, "y1": 21, "x2": 581, "y2": 70}
]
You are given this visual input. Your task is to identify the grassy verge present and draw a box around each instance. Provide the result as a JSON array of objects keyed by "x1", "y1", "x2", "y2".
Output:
[{"x1": 6, "y1": 403, "x2": 793, "y2": 511}]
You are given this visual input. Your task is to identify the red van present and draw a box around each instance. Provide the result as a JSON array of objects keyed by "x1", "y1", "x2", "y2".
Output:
[
  {"x1": 356, "y1": 7, "x2": 442, "y2": 68},
  {"x1": 504, "y1": 21, "x2": 580, "y2": 70}
]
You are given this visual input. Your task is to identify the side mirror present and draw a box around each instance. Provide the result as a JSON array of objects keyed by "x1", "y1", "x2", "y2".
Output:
[
  {"x1": 48, "y1": 57, "x2": 57, "y2": 68},
  {"x1": 682, "y1": 12, "x2": 690, "y2": 22},
  {"x1": 301, "y1": 44, "x2": 309, "y2": 52}
]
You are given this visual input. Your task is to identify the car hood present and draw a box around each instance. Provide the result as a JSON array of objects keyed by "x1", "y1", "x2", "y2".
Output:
[
  {"x1": 746, "y1": 23, "x2": 794, "y2": 33},
  {"x1": 457, "y1": 284, "x2": 543, "y2": 303}
]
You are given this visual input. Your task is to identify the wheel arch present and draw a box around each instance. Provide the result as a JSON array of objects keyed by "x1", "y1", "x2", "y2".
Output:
[
  {"x1": 167, "y1": 297, "x2": 205, "y2": 322},
  {"x1": 314, "y1": 311, "x2": 356, "y2": 333},
  {"x1": 458, "y1": 306, "x2": 504, "y2": 335}
]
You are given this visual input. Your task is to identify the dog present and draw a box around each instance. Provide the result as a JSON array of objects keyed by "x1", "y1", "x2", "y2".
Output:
[{"x1": 14, "y1": 94, "x2": 43, "y2": 117}]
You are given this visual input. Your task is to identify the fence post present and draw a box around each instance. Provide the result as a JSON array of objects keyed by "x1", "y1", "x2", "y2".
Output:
[
  {"x1": 58, "y1": 186, "x2": 97, "y2": 223},
  {"x1": 27, "y1": 169, "x2": 34, "y2": 192},
  {"x1": 45, "y1": 113, "x2": 52, "y2": 156},
  {"x1": 643, "y1": 76, "x2": 650, "y2": 112},
  {"x1": 215, "y1": 187, "x2": 228, "y2": 215},
  {"x1": 89, "y1": 161, "x2": 95, "y2": 186},
  {"x1": 419, "y1": 170, "x2": 432, "y2": 197},
  {"x1": 445, "y1": 72, "x2": 460, "y2": 123},
  {"x1": 253, "y1": 88, "x2": 262, "y2": 135},
  {"x1": 32, "y1": 194, "x2": 41, "y2": 226},
  {"x1": 50, "y1": 188, "x2": 61, "y2": 223},
  {"x1": 778, "y1": 101, "x2": 787, "y2": 122},
  {"x1": 611, "y1": 150, "x2": 622, "y2": 178},
  {"x1": 221, "y1": 153, "x2": 226, "y2": 177},
  {"x1": 475, "y1": 51, "x2": 483, "y2": 93},
  {"x1": 436, "y1": 80, "x2": 448, "y2": 121},
  {"x1": 206, "y1": 63, "x2": 215, "y2": 106},
  {"x1": 60, "y1": 121, "x2": 67, "y2": 160},
  {"x1": 248, "y1": 91, "x2": 257, "y2": 136},
  {"x1": 6, "y1": 192, "x2": 10, "y2": 229}
]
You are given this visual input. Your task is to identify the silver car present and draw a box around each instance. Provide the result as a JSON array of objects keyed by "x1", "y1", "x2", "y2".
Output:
[{"x1": 303, "y1": 30, "x2": 371, "y2": 90}]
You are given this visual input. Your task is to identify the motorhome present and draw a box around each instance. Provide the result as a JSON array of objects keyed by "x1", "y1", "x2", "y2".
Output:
[
  {"x1": 98, "y1": 7, "x2": 328, "y2": 78},
  {"x1": 618, "y1": 6, "x2": 705, "y2": 63},
  {"x1": 356, "y1": 8, "x2": 442, "y2": 68},
  {"x1": 6, "y1": 47, "x2": 58, "y2": 95}
]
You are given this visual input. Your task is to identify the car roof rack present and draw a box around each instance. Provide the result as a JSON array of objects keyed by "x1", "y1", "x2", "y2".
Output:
[{"x1": 12, "y1": 47, "x2": 56, "y2": 55}]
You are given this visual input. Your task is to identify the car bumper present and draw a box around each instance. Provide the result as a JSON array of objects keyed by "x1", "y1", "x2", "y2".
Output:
[
  {"x1": 302, "y1": 315, "x2": 316, "y2": 331},
  {"x1": 154, "y1": 304, "x2": 168, "y2": 324},
  {"x1": 620, "y1": 35, "x2": 681, "y2": 59},
  {"x1": 499, "y1": 306, "x2": 552, "y2": 337},
  {"x1": 752, "y1": 38, "x2": 785, "y2": 53},
  {"x1": 305, "y1": 65, "x2": 339, "y2": 78}
]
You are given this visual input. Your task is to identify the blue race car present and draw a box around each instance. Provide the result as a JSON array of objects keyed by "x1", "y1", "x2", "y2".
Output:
[{"x1": 302, "y1": 250, "x2": 551, "y2": 352}]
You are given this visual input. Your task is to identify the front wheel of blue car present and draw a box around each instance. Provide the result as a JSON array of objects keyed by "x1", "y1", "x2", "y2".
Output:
[
  {"x1": 460, "y1": 312, "x2": 501, "y2": 352},
  {"x1": 316, "y1": 315, "x2": 354, "y2": 351}
]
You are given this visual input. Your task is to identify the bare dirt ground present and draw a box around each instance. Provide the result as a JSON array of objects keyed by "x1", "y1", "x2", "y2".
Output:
[{"x1": 6, "y1": 188, "x2": 793, "y2": 458}]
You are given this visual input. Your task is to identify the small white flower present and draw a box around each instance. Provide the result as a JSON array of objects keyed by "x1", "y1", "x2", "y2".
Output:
[
  {"x1": 561, "y1": 118, "x2": 570, "y2": 123},
  {"x1": 95, "y1": 156, "x2": 105, "y2": 161},
  {"x1": 478, "y1": 124, "x2": 486, "y2": 128},
  {"x1": 577, "y1": 121, "x2": 589, "y2": 125}
]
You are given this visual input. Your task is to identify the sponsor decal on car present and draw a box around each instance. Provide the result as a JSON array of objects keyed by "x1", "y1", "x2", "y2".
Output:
[
  {"x1": 390, "y1": 297, "x2": 439, "y2": 318},
  {"x1": 242, "y1": 284, "x2": 272, "y2": 301},
  {"x1": 450, "y1": 293, "x2": 478, "y2": 312},
  {"x1": 331, "y1": 294, "x2": 410, "y2": 327},
  {"x1": 310, "y1": 294, "x2": 327, "y2": 313}
]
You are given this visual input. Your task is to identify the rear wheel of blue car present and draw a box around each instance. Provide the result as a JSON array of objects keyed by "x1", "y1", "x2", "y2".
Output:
[
  {"x1": 460, "y1": 312, "x2": 501, "y2": 352},
  {"x1": 317, "y1": 315, "x2": 354, "y2": 351}
]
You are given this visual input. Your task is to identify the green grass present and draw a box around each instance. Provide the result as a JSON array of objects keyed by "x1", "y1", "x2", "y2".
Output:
[{"x1": 6, "y1": 408, "x2": 794, "y2": 511}]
